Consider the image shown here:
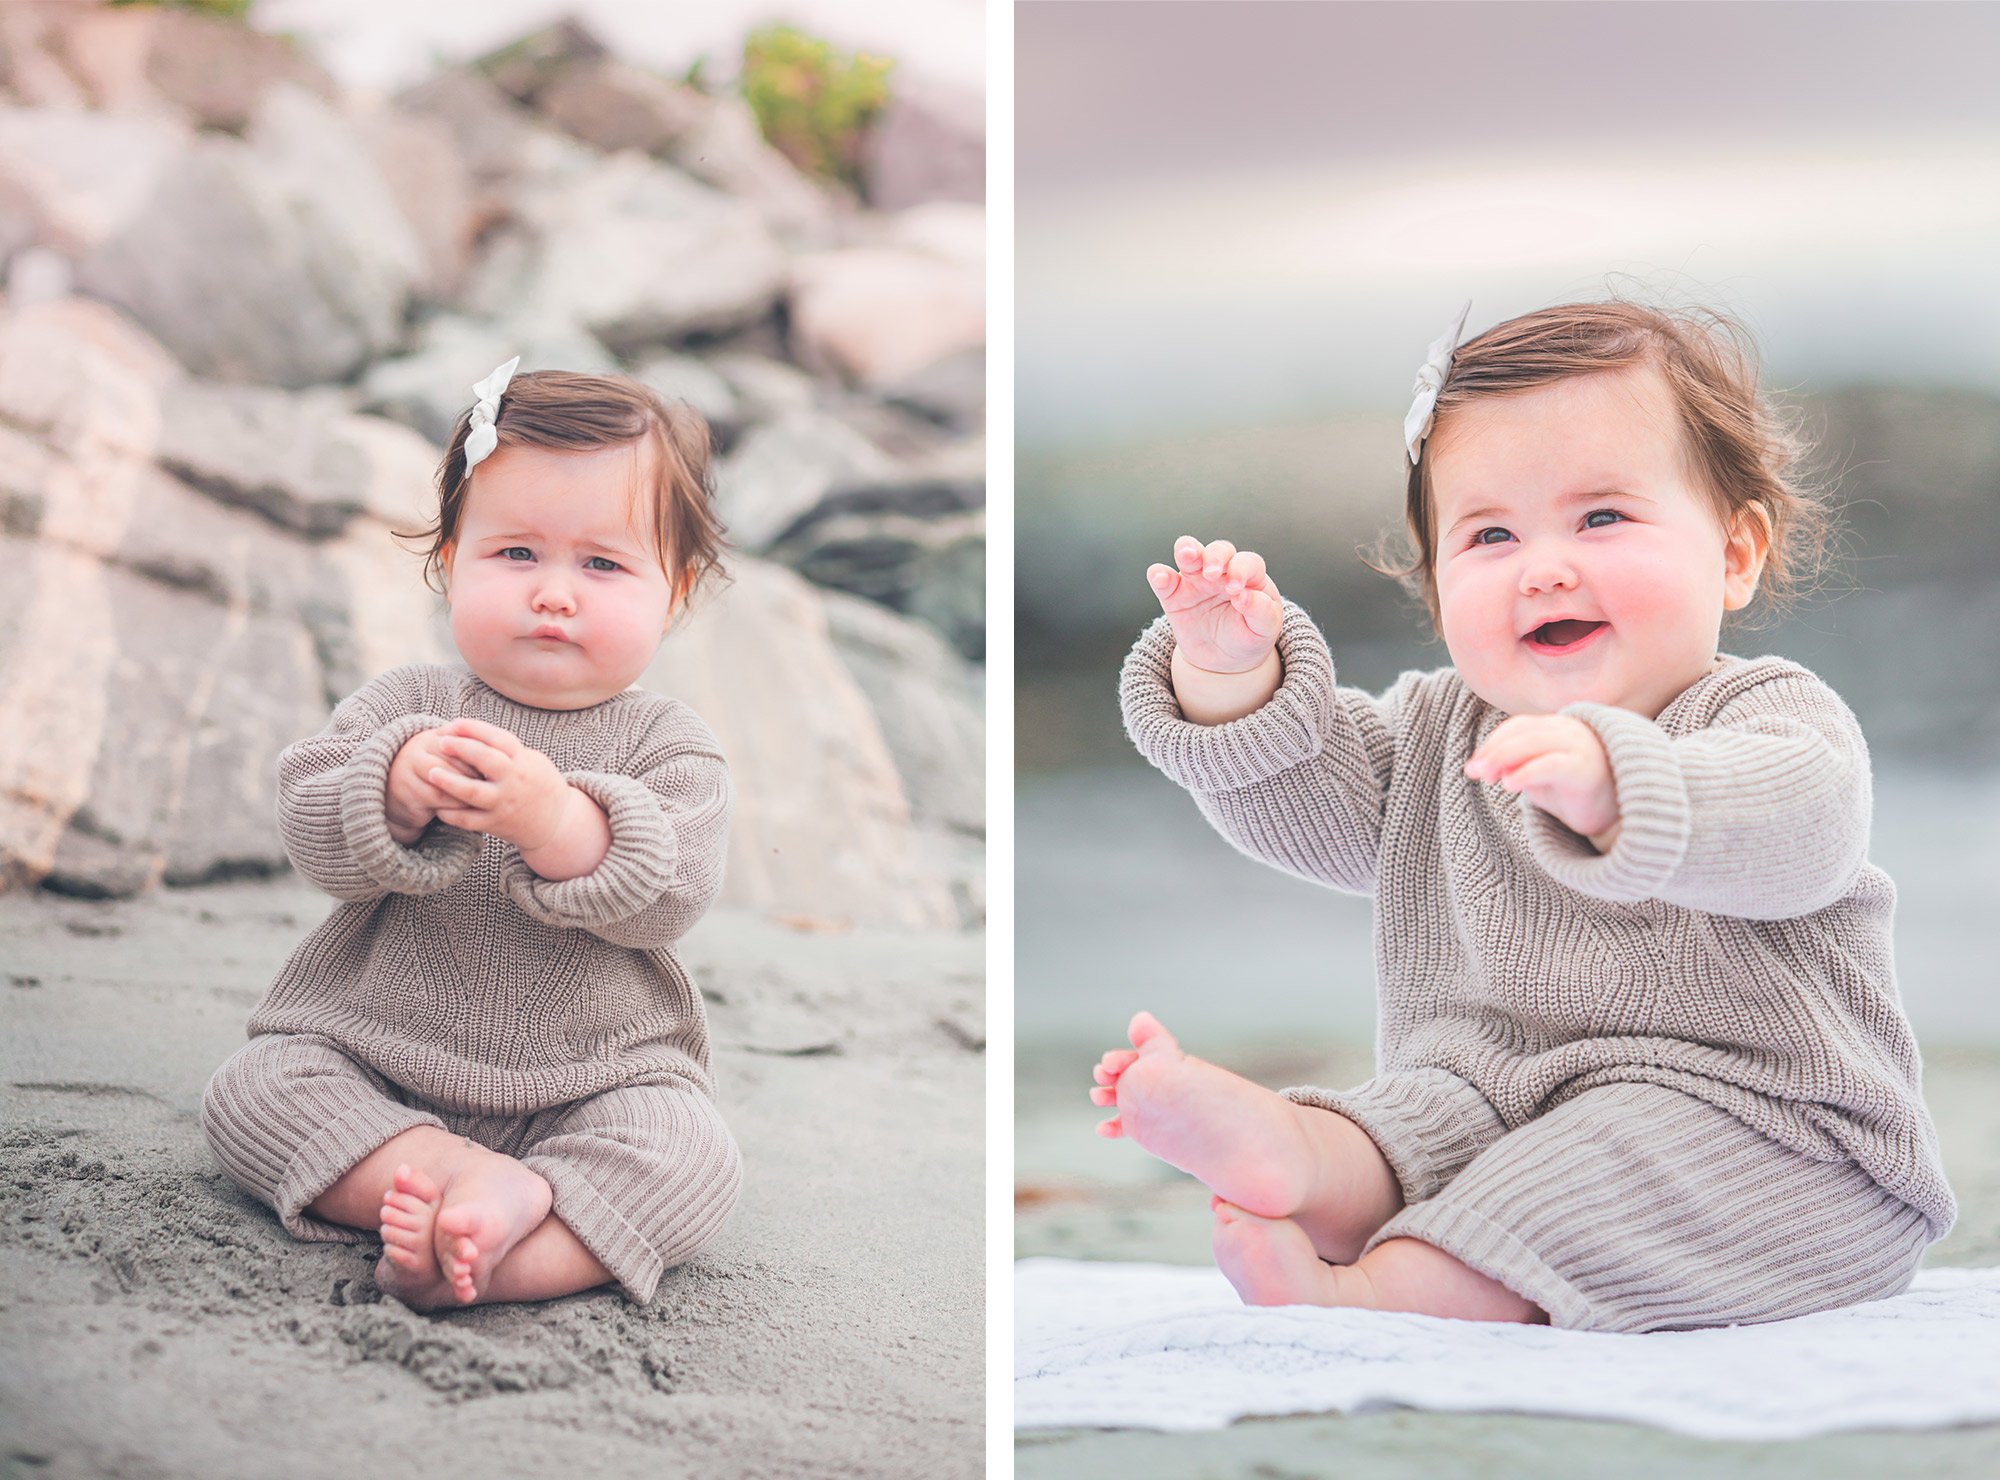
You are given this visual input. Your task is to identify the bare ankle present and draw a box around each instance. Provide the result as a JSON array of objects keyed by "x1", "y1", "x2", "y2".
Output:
[{"x1": 1288, "y1": 1105, "x2": 1403, "y2": 1261}]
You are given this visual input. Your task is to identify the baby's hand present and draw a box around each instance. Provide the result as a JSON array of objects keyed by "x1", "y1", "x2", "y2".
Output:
[
  {"x1": 385, "y1": 728, "x2": 480, "y2": 846},
  {"x1": 1146, "y1": 536, "x2": 1284, "y2": 675},
  {"x1": 1465, "y1": 715, "x2": 1622, "y2": 851},
  {"x1": 424, "y1": 718, "x2": 572, "y2": 853}
]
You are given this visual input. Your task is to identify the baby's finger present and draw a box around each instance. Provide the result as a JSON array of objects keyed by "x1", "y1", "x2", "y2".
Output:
[
  {"x1": 1233, "y1": 586, "x2": 1284, "y2": 641},
  {"x1": 429, "y1": 767, "x2": 499, "y2": 808},
  {"x1": 1089, "y1": 1085, "x2": 1115, "y2": 1108},
  {"x1": 1201, "y1": 539, "x2": 1237, "y2": 580},
  {"x1": 1146, "y1": 564, "x2": 1182, "y2": 605},
  {"x1": 1492, "y1": 751, "x2": 1576, "y2": 794},
  {"x1": 435, "y1": 735, "x2": 506, "y2": 779},
  {"x1": 433, "y1": 807, "x2": 487, "y2": 831},
  {"x1": 441, "y1": 716, "x2": 521, "y2": 754},
  {"x1": 1173, "y1": 536, "x2": 1205, "y2": 571},
  {"x1": 1222, "y1": 549, "x2": 1267, "y2": 593}
]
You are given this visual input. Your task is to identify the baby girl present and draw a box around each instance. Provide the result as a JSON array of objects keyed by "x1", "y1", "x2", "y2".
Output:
[
  {"x1": 1097, "y1": 300, "x2": 1956, "y2": 1333},
  {"x1": 202, "y1": 359, "x2": 740, "y2": 1310}
]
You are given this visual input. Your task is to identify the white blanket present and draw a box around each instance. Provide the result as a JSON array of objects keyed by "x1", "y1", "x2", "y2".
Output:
[{"x1": 1015, "y1": 1257, "x2": 2000, "y2": 1439}]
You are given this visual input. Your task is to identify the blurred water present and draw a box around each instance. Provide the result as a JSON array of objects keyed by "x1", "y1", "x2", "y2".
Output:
[{"x1": 1017, "y1": 762, "x2": 2000, "y2": 1053}]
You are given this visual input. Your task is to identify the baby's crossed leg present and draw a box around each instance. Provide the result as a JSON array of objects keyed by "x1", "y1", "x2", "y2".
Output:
[{"x1": 1093, "y1": 1012, "x2": 1544, "y2": 1323}]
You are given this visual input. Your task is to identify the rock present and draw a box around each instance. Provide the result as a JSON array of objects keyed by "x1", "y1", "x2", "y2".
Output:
[
  {"x1": 5, "y1": 244, "x2": 70, "y2": 308},
  {"x1": 0, "y1": 6, "x2": 89, "y2": 109},
  {"x1": 642, "y1": 559, "x2": 958, "y2": 931},
  {"x1": 880, "y1": 346, "x2": 984, "y2": 434},
  {"x1": 359, "y1": 314, "x2": 619, "y2": 445},
  {"x1": 76, "y1": 85, "x2": 423, "y2": 388},
  {"x1": 787, "y1": 247, "x2": 984, "y2": 386},
  {"x1": 354, "y1": 106, "x2": 477, "y2": 304},
  {"x1": 154, "y1": 379, "x2": 437, "y2": 539},
  {"x1": 883, "y1": 201, "x2": 985, "y2": 270},
  {"x1": 0, "y1": 105, "x2": 191, "y2": 256},
  {"x1": 465, "y1": 151, "x2": 787, "y2": 356},
  {"x1": 58, "y1": 4, "x2": 336, "y2": 130},
  {"x1": 629, "y1": 352, "x2": 744, "y2": 444},
  {"x1": 822, "y1": 588, "x2": 983, "y2": 839},
  {"x1": 861, "y1": 75, "x2": 984, "y2": 210},
  {"x1": 472, "y1": 19, "x2": 610, "y2": 107},
  {"x1": 534, "y1": 55, "x2": 704, "y2": 155},
  {"x1": 665, "y1": 94, "x2": 836, "y2": 240},
  {"x1": 710, "y1": 351, "x2": 819, "y2": 423},
  {"x1": 766, "y1": 476, "x2": 986, "y2": 661},
  {"x1": 714, "y1": 409, "x2": 896, "y2": 551},
  {"x1": 0, "y1": 297, "x2": 179, "y2": 462},
  {"x1": 392, "y1": 68, "x2": 547, "y2": 189}
]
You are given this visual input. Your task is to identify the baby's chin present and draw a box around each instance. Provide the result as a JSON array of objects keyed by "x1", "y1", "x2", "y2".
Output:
[{"x1": 461, "y1": 659, "x2": 634, "y2": 711}]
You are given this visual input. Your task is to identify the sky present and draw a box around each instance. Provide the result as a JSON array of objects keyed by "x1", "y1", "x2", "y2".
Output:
[{"x1": 1017, "y1": 1, "x2": 2000, "y2": 449}]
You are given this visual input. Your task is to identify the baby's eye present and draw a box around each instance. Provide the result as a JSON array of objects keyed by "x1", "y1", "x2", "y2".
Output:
[
  {"x1": 1467, "y1": 526, "x2": 1512, "y2": 548},
  {"x1": 501, "y1": 546, "x2": 533, "y2": 561},
  {"x1": 585, "y1": 556, "x2": 622, "y2": 573},
  {"x1": 1582, "y1": 508, "x2": 1625, "y2": 529}
]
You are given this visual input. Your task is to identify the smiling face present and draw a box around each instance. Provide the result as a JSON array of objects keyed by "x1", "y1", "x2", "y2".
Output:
[
  {"x1": 1428, "y1": 362, "x2": 1768, "y2": 721},
  {"x1": 440, "y1": 440, "x2": 677, "y2": 710}
]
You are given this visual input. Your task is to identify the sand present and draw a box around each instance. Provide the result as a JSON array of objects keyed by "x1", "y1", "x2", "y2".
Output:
[
  {"x1": 1016, "y1": 1037, "x2": 2000, "y2": 1478},
  {"x1": 0, "y1": 876, "x2": 983, "y2": 1479}
]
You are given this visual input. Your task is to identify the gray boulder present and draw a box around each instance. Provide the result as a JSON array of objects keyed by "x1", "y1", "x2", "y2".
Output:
[
  {"x1": 76, "y1": 85, "x2": 423, "y2": 387},
  {"x1": 714, "y1": 409, "x2": 896, "y2": 551},
  {"x1": 359, "y1": 314, "x2": 620, "y2": 445},
  {"x1": 861, "y1": 75, "x2": 984, "y2": 210},
  {"x1": 464, "y1": 151, "x2": 786, "y2": 355}
]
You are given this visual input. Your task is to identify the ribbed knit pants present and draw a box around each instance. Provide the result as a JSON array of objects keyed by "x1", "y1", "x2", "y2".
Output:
[
  {"x1": 200, "y1": 1032, "x2": 742, "y2": 1304},
  {"x1": 1292, "y1": 1078, "x2": 1931, "y2": 1333}
]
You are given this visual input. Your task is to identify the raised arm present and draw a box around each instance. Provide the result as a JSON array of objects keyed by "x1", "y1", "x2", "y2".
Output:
[
  {"x1": 1522, "y1": 667, "x2": 1872, "y2": 920},
  {"x1": 495, "y1": 705, "x2": 732, "y2": 950},
  {"x1": 276, "y1": 669, "x2": 483, "y2": 901},
  {"x1": 1120, "y1": 604, "x2": 1407, "y2": 895}
]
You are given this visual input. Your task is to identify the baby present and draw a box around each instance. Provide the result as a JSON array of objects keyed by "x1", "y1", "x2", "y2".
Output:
[
  {"x1": 201, "y1": 359, "x2": 741, "y2": 1311},
  {"x1": 1096, "y1": 300, "x2": 1957, "y2": 1333}
]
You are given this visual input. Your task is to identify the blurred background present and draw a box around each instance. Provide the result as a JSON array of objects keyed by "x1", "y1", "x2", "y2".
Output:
[
  {"x1": 0, "y1": 0, "x2": 987, "y2": 926},
  {"x1": 1015, "y1": 0, "x2": 2000, "y2": 1292}
]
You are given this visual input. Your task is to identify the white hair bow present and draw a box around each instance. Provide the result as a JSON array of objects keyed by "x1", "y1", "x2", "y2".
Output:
[
  {"x1": 462, "y1": 355, "x2": 521, "y2": 472},
  {"x1": 1403, "y1": 302, "x2": 1472, "y2": 466}
]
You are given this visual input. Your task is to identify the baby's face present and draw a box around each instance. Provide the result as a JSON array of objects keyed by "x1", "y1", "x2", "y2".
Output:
[
  {"x1": 441, "y1": 441, "x2": 676, "y2": 710},
  {"x1": 1429, "y1": 363, "x2": 1765, "y2": 721}
]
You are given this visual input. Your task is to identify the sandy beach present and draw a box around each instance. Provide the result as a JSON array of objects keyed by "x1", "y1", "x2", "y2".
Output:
[{"x1": 0, "y1": 876, "x2": 983, "y2": 1479}]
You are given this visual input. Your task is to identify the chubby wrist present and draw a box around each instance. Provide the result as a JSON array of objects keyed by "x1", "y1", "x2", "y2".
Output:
[
  {"x1": 1171, "y1": 644, "x2": 1282, "y2": 726},
  {"x1": 519, "y1": 783, "x2": 612, "y2": 881}
]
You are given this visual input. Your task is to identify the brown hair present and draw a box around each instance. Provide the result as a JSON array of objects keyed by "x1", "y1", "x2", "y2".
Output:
[
  {"x1": 398, "y1": 370, "x2": 728, "y2": 606},
  {"x1": 1364, "y1": 299, "x2": 1837, "y2": 634}
]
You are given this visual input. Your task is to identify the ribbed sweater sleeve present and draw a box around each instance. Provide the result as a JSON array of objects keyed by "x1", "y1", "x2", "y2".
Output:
[
  {"x1": 1523, "y1": 669, "x2": 1871, "y2": 920},
  {"x1": 498, "y1": 707, "x2": 731, "y2": 949},
  {"x1": 1118, "y1": 604, "x2": 1402, "y2": 894},
  {"x1": 277, "y1": 670, "x2": 483, "y2": 900}
]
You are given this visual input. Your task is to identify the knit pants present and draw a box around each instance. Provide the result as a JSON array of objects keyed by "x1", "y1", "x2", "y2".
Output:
[
  {"x1": 1288, "y1": 1077, "x2": 1931, "y2": 1333},
  {"x1": 200, "y1": 1032, "x2": 742, "y2": 1304}
]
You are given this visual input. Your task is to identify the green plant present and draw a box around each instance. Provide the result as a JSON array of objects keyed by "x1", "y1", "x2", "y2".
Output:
[
  {"x1": 109, "y1": 0, "x2": 256, "y2": 17},
  {"x1": 739, "y1": 24, "x2": 893, "y2": 190}
]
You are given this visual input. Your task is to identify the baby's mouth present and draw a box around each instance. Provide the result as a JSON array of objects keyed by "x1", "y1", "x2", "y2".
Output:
[{"x1": 1524, "y1": 619, "x2": 1608, "y2": 653}]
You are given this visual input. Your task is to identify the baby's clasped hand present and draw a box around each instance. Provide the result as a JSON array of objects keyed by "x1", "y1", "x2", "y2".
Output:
[
  {"x1": 425, "y1": 718, "x2": 572, "y2": 853},
  {"x1": 1465, "y1": 715, "x2": 1623, "y2": 853}
]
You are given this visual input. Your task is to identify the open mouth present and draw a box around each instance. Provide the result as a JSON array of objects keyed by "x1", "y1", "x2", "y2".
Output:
[{"x1": 1524, "y1": 619, "x2": 1608, "y2": 654}]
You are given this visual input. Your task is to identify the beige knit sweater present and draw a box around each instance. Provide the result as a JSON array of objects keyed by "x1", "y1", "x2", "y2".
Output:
[
  {"x1": 246, "y1": 663, "x2": 731, "y2": 1117},
  {"x1": 1120, "y1": 605, "x2": 1956, "y2": 1237}
]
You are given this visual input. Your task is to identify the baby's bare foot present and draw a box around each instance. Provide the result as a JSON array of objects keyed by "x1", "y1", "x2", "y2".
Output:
[
  {"x1": 433, "y1": 1149, "x2": 553, "y2": 1304},
  {"x1": 374, "y1": 1163, "x2": 458, "y2": 1311},
  {"x1": 1091, "y1": 1011, "x2": 1324, "y2": 1221},
  {"x1": 1211, "y1": 1198, "x2": 1352, "y2": 1307}
]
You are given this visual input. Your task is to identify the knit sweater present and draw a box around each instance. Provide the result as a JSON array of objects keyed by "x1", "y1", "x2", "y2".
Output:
[
  {"x1": 246, "y1": 663, "x2": 731, "y2": 1118},
  {"x1": 1119, "y1": 605, "x2": 1956, "y2": 1238}
]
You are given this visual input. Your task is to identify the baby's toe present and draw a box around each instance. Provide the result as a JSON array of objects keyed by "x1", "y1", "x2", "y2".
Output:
[
  {"x1": 393, "y1": 1163, "x2": 442, "y2": 1203},
  {"x1": 1089, "y1": 1085, "x2": 1115, "y2": 1107}
]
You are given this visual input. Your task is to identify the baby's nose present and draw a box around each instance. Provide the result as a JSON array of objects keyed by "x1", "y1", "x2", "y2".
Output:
[{"x1": 531, "y1": 581, "x2": 577, "y2": 614}]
